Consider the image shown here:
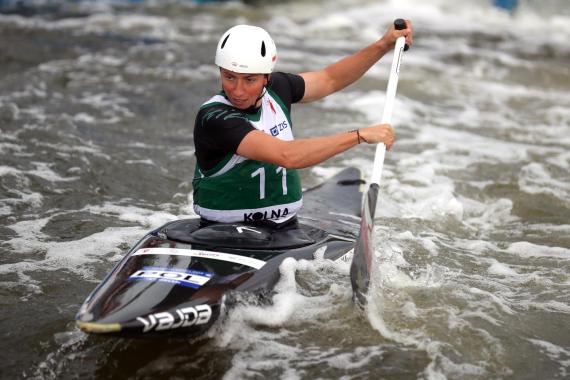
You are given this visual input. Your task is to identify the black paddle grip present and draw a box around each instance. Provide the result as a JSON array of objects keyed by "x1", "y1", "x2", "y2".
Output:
[{"x1": 394, "y1": 18, "x2": 409, "y2": 51}]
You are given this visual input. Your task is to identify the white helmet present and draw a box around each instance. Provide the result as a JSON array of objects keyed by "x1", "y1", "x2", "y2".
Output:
[{"x1": 215, "y1": 25, "x2": 277, "y2": 74}]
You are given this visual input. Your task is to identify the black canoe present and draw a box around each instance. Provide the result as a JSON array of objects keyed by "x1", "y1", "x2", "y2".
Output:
[{"x1": 75, "y1": 167, "x2": 366, "y2": 338}]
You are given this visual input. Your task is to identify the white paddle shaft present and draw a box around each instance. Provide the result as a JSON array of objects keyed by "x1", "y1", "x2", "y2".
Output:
[{"x1": 369, "y1": 36, "x2": 406, "y2": 186}]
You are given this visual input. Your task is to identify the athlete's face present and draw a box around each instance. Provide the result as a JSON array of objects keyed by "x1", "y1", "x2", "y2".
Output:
[{"x1": 220, "y1": 69, "x2": 268, "y2": 110}]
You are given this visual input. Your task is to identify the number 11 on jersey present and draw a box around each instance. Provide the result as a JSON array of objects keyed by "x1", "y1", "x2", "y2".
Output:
[{"x1": 251, "y1": 167, "x2": 288, "y2": 200}]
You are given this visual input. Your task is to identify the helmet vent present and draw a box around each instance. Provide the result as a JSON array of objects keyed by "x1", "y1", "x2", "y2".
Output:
[
  {"x1": 221, "y1": 34, "x2": 230, "y2": 49},
  {"x1": 261, "y1": 41, "x2": 266, "y2": 57}
]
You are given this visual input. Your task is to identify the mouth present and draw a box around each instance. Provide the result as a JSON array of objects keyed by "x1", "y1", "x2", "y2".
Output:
[{"x1": 231, "y1": 98, "x2": 249, "y2": 108}]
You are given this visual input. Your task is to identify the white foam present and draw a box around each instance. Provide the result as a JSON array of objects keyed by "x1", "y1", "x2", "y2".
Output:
[
  {"x1": 73, "y1": 113, "x2": 96, "y2": 124},
  {"x1": 217, "y1": 251, "x2": 379, "y2": 379},
  {"x1": 73, "y1": 91, "x2": 134, "y2": 123},
  {"x1": 2, "y1": 190, "x2": 43, "y2": 210},
  {"x1": 0, "y1": 101, "x2": 20, "y2": 120},
  {"x1": 546, "y1": 151, "x2": 570, "y2": 170},
  {"x1": 326, "y1": 346, "x2": 385, "y2": 370},
  {"x1": 518, "y1": 163, "x2": 570, "y2": 203},
  {"x1": 310, "y1": 166, "x2": 343, "y2": 182},
  {"x1": 465, "y1": 198, "x2": 518, "y2": 232},
  {"x1": 124, "y1": 159, "x2": 155, "y2": 166},
  {"x1": 528, "y1": 338, "x2": 570, "y2": 371},
  {"x1": 229, "y1": 257, "x2": 309, "y2": 327},
  {"x1": 77, "y1": 53, "x2": 124, "y2": 67},
  {"x1": 28, "y1": 162, "x2": 79, "y2": 182},
  {"x1": 124, "y1": 61, "x2": 219, "y2": 82},
  {"x1": 83, "y1": 202, "x2": 178, "y2": 229},
  {"x1": 506, "y1": 242, "x2": 570, "y2": 260},
  {"x1": 30, "y1": 329, "x2": 89, "y2": 380},
  {"x1": 394, "y1": 230, "x2": 440, "y2": 256},
  {"x1": 455, "y1": 239, "x2": 499, "y2": 256},
  {"x1": 1, "y1": 218, "x2": 87, "y2": 296},
  {"x1": 1, "y1": 1, "x2": 568, "y2": 379},
  {"x1": 6, "y1": 12, "x2": 185, "y2": 41},
  {"x1": 415, "y1": 190, "x2": 464, "y2": 221},
  {"x1": 217, "y1": 255, "x2": 353, "y2": 346},
  {"x1": 373, "y1": 234, "x2": 450, "y2": 291},
  {"x1": 417, "y1": 127, "x2": 531, "y2": 164},
  {"x1": 0, "y1": 204, "x2": 11, "y2": 216},
  {"x1": 25, "y1": 140, "x2": 111, "y2": 161},
  {"x1": 221, "y1": 331, "x2": 301, "y2": 380},
  {"x1": 401, "y1": 301, "x2": 419, "y2": 319},
  {"x1": 528, "y1": 339, "x2": 570, "y2": 378},
  {"x1": 470, "y1": 287, "x2": 516, "y2": 315},
  {"x1": 384, "y1": 180, "x2": 464, "y2": 222},
  {"x1": 521, "y1": 300, "x2": 570, "y2": 314},
  {"x1": 2, "y1": 225, "x2": 143, "y2": 283},
  {"x1": 348, "y1": 91, "x2": 418, "y2": 127},
  {"x1": 459, "y1": 308, "x2": 503, "y2": 328},
  {"x1": 488, "y1": 260, "x2": 519, "y2": 277},
  {"x1": 361, "y1": 225, "x2": 524, "y2": 378},
  {"x1": 178, "y1": 192, "x2": 199, "y2": 218},
  {"x1": 0, "y1": 165, "x2": 23, "y2": 177},
  {"x1": 2, "y1": 200, "x2": 189, "y2": 296}
]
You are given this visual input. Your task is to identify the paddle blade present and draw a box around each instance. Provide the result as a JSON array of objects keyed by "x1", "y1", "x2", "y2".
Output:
[{"x1": 350, "y1": 183, "x2": 379, "y2": 306}]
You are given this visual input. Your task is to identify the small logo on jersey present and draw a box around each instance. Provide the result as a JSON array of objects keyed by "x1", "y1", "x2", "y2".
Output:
[{"x1": 269, "y1": 121, "x2": 289, "y2": 137}]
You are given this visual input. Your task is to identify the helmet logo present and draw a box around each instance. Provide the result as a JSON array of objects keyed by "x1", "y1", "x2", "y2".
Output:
[
  {"x1": 261, "y1": 41, "x2": 266, "y2": 57},
  {"x1": 231, "y1": 62, "x2": 248, "y2": 69}
]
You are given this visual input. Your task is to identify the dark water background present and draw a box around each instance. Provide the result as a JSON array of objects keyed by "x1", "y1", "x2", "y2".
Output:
[{"x1": 1, "y1": 0, "x2": 570, "y2": 379}]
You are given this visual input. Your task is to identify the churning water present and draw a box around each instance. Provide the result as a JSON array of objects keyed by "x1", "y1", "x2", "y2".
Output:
[{"x1": 1, "y1": 0, "x2": 569, "y2": 378}]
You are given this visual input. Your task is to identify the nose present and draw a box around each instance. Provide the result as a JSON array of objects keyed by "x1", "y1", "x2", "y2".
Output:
[{"x1": 232, "y1": 78, "x2": 246, "y2": 96}]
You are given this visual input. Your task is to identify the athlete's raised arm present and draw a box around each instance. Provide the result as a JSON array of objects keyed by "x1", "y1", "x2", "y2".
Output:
[{"x1": 299, "y1": 20, "x2": 413, "y2": 103}]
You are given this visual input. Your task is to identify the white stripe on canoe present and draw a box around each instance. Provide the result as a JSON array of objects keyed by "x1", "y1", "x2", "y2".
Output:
[{"x1": 133, "y1": 247, "x2": 266, "y2": 269}]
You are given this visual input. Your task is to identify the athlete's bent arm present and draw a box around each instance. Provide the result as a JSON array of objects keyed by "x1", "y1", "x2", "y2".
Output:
[
  {"x1": 237, "y1": 124, "x2": 395, "y2": 169},
  {"x1": 299, "y1": 20, "x2": 413, "y2": 103}
]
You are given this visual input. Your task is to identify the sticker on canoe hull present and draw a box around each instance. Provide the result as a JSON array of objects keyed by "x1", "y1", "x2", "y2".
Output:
[
  {"x1": 136, "y1": 304, "x2": 212, "y2": 333},
  {"x1": 129, "y1": 267, "x2": 212, "y2": 289},
  {"x1": 133, "y1": 247, "x2": 266, "y2": 269}
]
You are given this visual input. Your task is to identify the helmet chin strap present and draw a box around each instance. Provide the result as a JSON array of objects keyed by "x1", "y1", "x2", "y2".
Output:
[
  {"x1": 255, "y1": 87, "x2": 267, "y2": 105},
  {"x1": 243, "y1": 89, "x2": 266, "y2": 113},
  {"x1": 257, "y1": 74, "x2": 271, "y2": 103},
  {"x1": 249, "y1": 74, "x2": 270, "y2": 110}
]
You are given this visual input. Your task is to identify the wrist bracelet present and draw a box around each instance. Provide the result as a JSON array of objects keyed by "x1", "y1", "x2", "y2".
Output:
[{"x1": 355, "y1": 129, "x2": 368, "y2": 144}]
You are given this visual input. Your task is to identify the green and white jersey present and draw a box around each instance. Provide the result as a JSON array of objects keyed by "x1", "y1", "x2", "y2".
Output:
[{"x1": 193, "y1": 89, "x2": 303, "y2": 223}]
